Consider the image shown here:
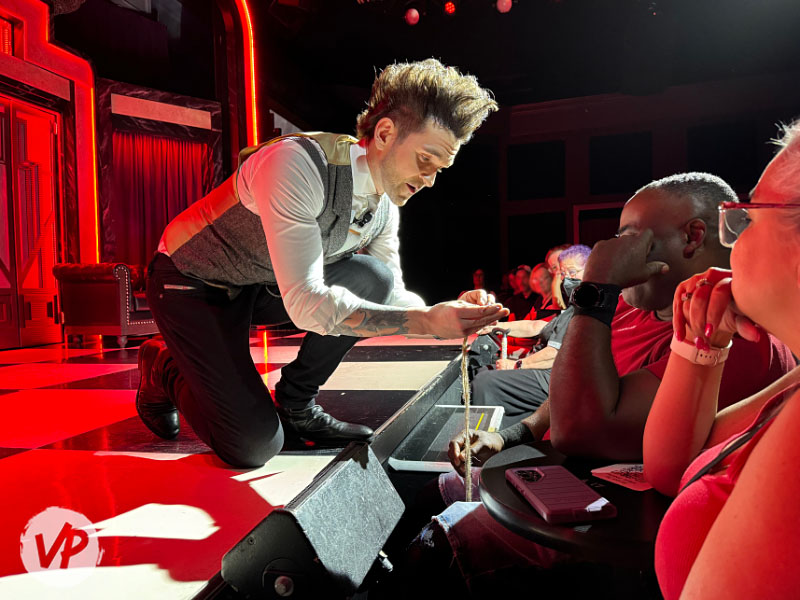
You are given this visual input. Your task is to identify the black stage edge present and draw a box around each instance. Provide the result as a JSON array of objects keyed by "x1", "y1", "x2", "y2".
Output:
[
  {"x1": 195, "y1": 355, "x2": 462, "y2": 600},
  {"x1": 371, "y1": 358, "x2": 461, "y2": 463}
]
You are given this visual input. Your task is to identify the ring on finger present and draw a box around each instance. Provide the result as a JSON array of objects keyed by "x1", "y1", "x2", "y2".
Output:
[{"x1": 681, "y1": 292, "x2": 693, "y2": 302}]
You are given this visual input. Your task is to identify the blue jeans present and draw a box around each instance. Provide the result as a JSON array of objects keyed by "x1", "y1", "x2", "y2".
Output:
[{"x1": 417, "y1": 469, "x2": 566, "y2": 591}]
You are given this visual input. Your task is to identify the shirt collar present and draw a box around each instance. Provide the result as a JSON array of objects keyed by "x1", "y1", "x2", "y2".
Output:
[{"x1": 350, "y1": 141, "x2": 381, "y2": 197}]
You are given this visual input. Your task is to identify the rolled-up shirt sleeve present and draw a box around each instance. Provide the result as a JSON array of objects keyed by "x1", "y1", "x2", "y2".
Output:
[
  {"x1": 239, "y1": 140, "x2": 366, "y2": 335},
  {"x1": 364, "y1": 202, "x2": 425, "y2": 308}
]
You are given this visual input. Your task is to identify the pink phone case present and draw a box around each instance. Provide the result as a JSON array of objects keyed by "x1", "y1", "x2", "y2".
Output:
[{"x1": 505, "y1": 466, "x2": 617, "y2": 524}]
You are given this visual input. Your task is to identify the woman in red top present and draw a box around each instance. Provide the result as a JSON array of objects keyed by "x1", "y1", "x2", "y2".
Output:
[{"x1": 643, "y1": 121, "x2": 800, "y2": 599}]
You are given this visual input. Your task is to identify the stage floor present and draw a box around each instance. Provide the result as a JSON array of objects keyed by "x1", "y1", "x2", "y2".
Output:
[{"x1": 0, "y1": 332, "x2": 463, "y2": 599}]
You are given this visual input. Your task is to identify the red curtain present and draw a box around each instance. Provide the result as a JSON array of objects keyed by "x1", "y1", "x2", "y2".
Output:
[{"x1": 111, "y1": 130, "x2": 212, "y2": 266}]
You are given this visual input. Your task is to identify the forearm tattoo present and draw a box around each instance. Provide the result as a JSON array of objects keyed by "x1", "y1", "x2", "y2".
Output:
[{"x1": 330, "y1": 302, "x2": 411, "y2": 337}]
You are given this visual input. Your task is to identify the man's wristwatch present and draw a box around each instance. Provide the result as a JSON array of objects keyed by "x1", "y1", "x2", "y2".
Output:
[{"x1": 570, "y1": 281, "x2": 621, "y2": 327}]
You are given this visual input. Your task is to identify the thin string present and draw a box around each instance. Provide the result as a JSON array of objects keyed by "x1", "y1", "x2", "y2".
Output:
[{"x1": 461, "y1": 336, "x2": 472, "y2": 501}]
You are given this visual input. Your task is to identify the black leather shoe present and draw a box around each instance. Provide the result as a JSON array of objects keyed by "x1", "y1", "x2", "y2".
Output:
[
  {"x1": 136, "y1": 338, "x2": 179, "y2": 439},
  {"x1": 278, "y1": 404, "x2": 373, "y2": 442}
]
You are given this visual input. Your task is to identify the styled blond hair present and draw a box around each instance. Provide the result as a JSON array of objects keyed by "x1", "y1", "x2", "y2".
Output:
[{"x1": 356, "y1": 58, "x2": 498, "y2": 143}]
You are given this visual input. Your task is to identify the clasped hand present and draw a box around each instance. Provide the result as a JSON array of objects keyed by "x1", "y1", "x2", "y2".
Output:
[{"x1": 672, "y1": 267, "x2": 760, "y2": 348}]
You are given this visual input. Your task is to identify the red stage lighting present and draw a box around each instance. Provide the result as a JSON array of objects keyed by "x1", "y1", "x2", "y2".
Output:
[
  {"x1": 405, "y1": 7, "x2": 420, "y2": 25},
  {"x1": 0, "y1": 18, "x2": 13, "y2": 56},
  {"x1": 444, "y1": 1, "x2": 456, "y2": 15},
  {"x1": 234, "y1": 0, "x2": 259, "y2": 145},
  {"x1": 496, "y1": 0, "x2": 512, "y2": 13}
]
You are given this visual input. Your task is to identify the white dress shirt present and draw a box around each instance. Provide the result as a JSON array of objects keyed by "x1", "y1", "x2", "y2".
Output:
[{"x1": 231, "y1": 137, "x2": 424, "y2": 336}]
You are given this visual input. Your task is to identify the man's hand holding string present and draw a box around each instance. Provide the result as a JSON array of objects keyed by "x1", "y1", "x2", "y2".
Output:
[{"x1": 448, "y1": 429, "x2": 505, "y2": 477}]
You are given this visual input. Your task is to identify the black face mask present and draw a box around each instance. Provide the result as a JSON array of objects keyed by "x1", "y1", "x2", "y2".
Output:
[{"x1": 561, "y1": 277, "x2": 582, "y2": 303}]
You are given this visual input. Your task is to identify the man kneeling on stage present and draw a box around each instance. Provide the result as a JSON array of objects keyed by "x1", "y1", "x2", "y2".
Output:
[{"x1": 136, "y1": 59, "x2": 504, "y2": 468}]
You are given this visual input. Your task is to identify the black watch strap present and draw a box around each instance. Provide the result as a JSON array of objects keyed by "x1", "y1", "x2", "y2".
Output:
[
  {"x1": 498, "y1": 422, "x2": 536, "y2": 447},
  {"x1": 570, "y1": 282, "x2": 621, "y2": 327},
  {"x1": 570, "y1": 281, "x2": 621, "y2": 309}
]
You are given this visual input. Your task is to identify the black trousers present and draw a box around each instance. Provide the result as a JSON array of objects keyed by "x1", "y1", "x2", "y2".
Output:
[
  {"x1": 470, "y1": 366, "x2": 551, "y2": 429},
  {"x1": 146, "y1": 252, "x2": 393, "y2": 468}
]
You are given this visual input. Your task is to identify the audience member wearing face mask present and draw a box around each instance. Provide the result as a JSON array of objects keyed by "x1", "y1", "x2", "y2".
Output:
[{"x1": 469, "y1": 245, "x2": 591, "y2": 428}]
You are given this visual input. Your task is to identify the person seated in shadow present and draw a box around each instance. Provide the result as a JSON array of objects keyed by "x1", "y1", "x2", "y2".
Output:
[
  {"x1": 545, "y1": 243, "x2": 572, "y2": 309},
  {"x1": 505, "y1": 264, "x2": 539, "y2": 321},
  {"x1": 643, "y1": 121, "x2": 800, "y2": 600},
  {"x1": 504, "y1": 249, "x2": 571, "y2": 352},
  {"x1": 391, "y1": 172, "x2": 795, "y2": 596},
  {"x1": 471, "y1": 268, "x2": 486, "y2": 292},
  {"x1": 497, "y1": 268, "x2": 520, "y2": 306},
  {"x1": 471, "y1": 244, "x2": 591, "y2": 428},
  {"x1": 462, "y1": 268, "x2": 495, "y2": 300},
  {"x1": 526, "y1": 262, "x2": 561, "y2": 321},
  {"x1": 504, "y1": 261, "x2": 560, "y2": 354},
  {"x1": 495, "y1": 270, "x2": 516, "y2": 306}
]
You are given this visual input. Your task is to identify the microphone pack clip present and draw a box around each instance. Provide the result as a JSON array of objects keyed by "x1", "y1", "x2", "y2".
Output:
[{"x1": 353, "y1": 210, "x2": 373, "y2": 228}]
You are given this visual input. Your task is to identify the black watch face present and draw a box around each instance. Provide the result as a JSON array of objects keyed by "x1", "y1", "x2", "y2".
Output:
[{"x1": 572, "y1": 283, "x2": 600, "y2": 308}]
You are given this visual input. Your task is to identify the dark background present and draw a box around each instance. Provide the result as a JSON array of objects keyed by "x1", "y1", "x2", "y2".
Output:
[{"x1": 52, "y1": 0, "x2": 800, "y2": 302}]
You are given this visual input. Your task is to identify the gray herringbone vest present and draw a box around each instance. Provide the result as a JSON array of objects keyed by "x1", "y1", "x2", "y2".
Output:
[{"x1": 162, "y1": 133, "x2": 390, "y2": 296}]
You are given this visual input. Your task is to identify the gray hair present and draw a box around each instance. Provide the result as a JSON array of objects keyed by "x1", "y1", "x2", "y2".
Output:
[
  {"x1": 637, "y1": 172, "x2": 739, "y2": 240},
  {"x1": 774, "y1": 119, "x2": 800, "y2": 150},
  {"x1": 770, "y1": 120, "x2": 800, "y2": 206}
]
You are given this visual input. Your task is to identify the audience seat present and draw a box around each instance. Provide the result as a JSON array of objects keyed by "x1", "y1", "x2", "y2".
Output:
[{"x1": 52, "y1": 263, "x2": 159, "y2": 347}]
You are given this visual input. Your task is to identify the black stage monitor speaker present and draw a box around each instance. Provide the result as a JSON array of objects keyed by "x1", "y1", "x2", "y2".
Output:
[{"x1": 221, "y1": 442, "x2": 404, "y2": 598}]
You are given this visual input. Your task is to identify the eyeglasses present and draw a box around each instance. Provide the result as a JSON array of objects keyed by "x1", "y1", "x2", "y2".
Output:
[
  {"x1": 559, "y1": 268, "x2": 583, "y2": 278},
  {"x1": 718, "y1": 201, "x2": 800, "y2": 247}
]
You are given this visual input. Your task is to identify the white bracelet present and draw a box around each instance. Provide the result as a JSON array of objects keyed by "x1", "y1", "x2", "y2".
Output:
[{"x1": 669, "y1": 334, "x2": 732, "y2": 366}]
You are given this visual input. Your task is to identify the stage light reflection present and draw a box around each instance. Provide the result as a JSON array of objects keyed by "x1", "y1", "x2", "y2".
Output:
[
  {"x1": 232, "y1": 454, "x2": 334, "y2": 506},
  {"x1": 91, "y1": 504, "x2": 219, "y2": 540},
  {"x1": 0, "y1": 564, "x2": 206, "y2": 599}
]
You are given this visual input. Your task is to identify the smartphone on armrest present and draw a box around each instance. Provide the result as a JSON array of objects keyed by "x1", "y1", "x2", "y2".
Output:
[{"x1": 505, "y1": 466, "x2": 617, "y2": 525}]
